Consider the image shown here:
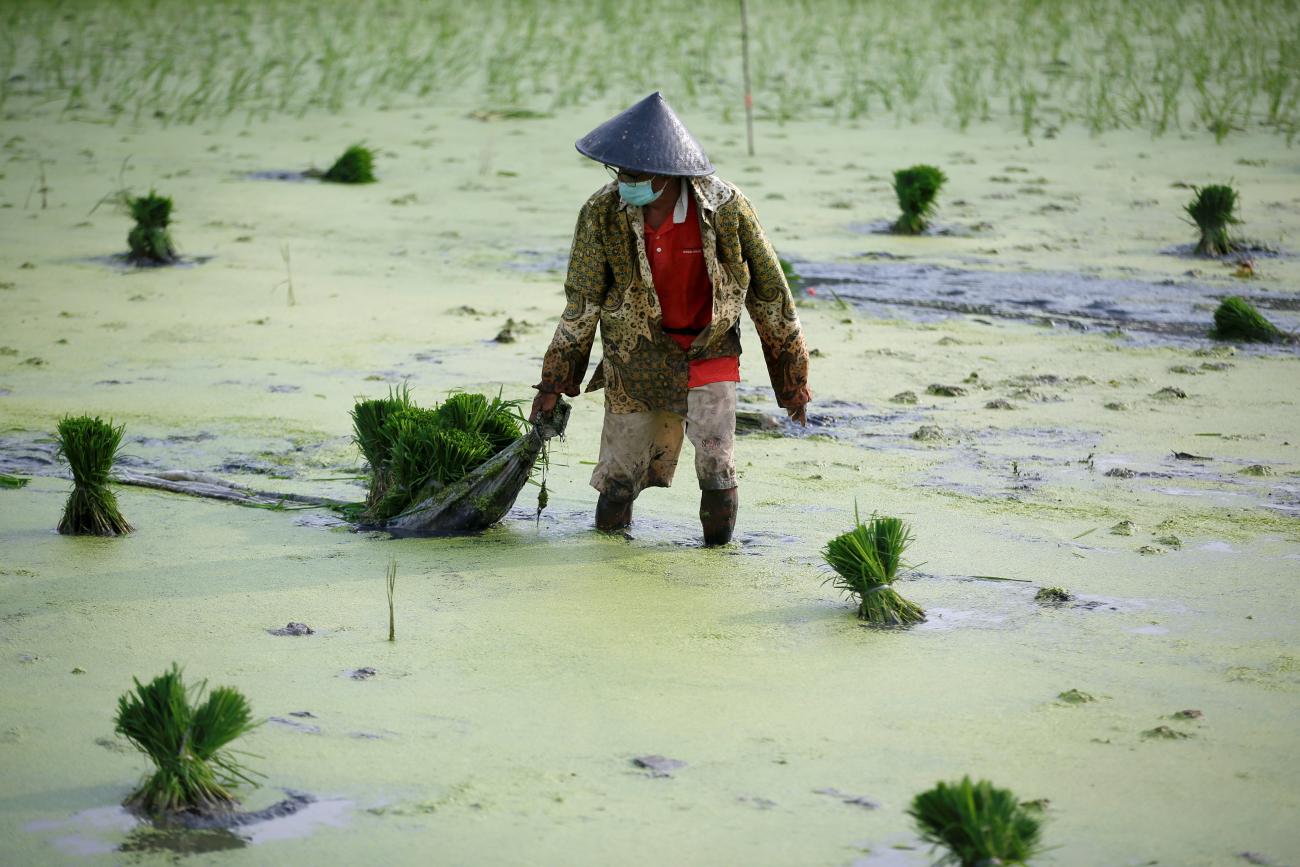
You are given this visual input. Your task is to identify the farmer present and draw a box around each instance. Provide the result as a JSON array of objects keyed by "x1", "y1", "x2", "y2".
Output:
[{"x1": 530, "y1": 92, "x2": 811, "y2": 546}]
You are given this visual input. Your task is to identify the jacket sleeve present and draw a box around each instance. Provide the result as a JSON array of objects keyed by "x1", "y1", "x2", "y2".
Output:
[
  {"x1": 535, "y1": 199, "x2": 609, "y2": 396},
  {"x1": 736, "y1": 194, "x2": 812, "y2": 409}
]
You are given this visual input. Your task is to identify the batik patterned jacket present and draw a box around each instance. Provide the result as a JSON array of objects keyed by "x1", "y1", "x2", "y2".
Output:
[{"x1": 535, "y1": 175, "x2": 811, "y2": 416}]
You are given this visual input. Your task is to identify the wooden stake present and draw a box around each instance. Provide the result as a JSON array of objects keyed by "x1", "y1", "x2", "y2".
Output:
[
  {"x1": 386, "y1": 559, "x2": 397, "y2": 642},
  {"x1": 740, "y1": 0, "x2": 755, "y2": 157}
]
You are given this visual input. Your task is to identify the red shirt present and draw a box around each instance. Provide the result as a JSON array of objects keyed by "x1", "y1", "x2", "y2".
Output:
[{"x1": 643, "y1": 190, "x2": 740, "y2": 388}]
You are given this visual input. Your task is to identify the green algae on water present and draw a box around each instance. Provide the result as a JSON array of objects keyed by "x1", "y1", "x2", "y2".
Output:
[
  {"x1": 823, "y1": 509, "x2": 925, "y2": 625},
  {"x1": 1034, "y1": 586, "x2": 1073, "y2": 603},
  {"x1": 126, "y1": 191, "x2": 179, "y2": 265},
  {"x1": 114, "y1": 664, "x2": 260, "y2": 816},
  {"x1": 55, "y1": 414, "x2": 132, "y2": 536},
  {"x1": 1210, "y1": 296, "x2": 1282, "y2": 343},
  {"x1": 322, "y1": 144, "x2": 376, "y2": 184},
  {"x1": 908, "y1": 776, "x2": 1045, "y2": 867},
  {"x1": 892, "y1": 164, "x2": 947, "y2": 234}
]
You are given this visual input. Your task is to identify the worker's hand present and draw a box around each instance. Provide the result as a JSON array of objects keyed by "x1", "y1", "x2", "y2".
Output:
[
  {"x1": 787, "y1": 401, "x2": 809, "y2": 427},
  {"x1": 530, "y1": 390, "x2": 559, "y2": 423}
]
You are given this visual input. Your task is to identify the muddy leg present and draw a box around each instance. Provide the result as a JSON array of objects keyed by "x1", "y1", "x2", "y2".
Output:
[
  {"x1": 700, "y1": 487, "x2": 738, "y2": 547},
  {"x1": 595, "y1": 493, "x2": 634, "y2": 533}
]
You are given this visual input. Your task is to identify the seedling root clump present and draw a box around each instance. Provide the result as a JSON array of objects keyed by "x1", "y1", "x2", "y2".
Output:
[
  {"x1": 1210, "y1": 296, "x2": 1282, "y2": 343},
  {"x1": 55, "y1": 415, "x2": 133, "y2": 536},
  {"x1": 1185, "y1": 184, "x2": 1240, "y2": 257},
  {"x1": 909, "y1": 776, "x2": 1045, "y2": 866},
  {"x1": 892, "y1": 164, "x2": 947, "y2": 235},
  {"x1": 114, "y1": 664, "x2": 260, "y2": 816},
  {"x1": 322, "y1": 144, "x2": 376, "y2": 184},
  {"x1": 823, "y1": 508, "x2": 925, "y2": 625},
  {"x1": 126, "y1": 191, "x2": 179, "y2": 265}
]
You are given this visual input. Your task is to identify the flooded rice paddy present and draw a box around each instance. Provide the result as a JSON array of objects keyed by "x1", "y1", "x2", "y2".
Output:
[{"x1": 3, "y1": 2, "x2": 1300, "y2": 863}]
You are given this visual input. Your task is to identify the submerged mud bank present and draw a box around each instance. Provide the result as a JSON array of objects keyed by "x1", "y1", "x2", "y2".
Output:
[{"x1": 795, "y1": 260, "x2": 1299, "y2": 346}]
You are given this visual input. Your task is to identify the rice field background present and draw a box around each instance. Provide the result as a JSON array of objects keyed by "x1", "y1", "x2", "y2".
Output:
[{"x1": 3, "y1": 0, "x2": 1297, "y2": 142}]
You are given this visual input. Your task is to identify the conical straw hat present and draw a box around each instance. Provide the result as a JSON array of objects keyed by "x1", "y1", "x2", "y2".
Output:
[{"x1": 575, "y1": 92, "x2": 714, "y2": 177}]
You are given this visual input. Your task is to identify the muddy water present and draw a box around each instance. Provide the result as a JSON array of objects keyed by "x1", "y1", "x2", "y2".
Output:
[
  {"x1": 2, "y1": 93, "x2": 1299, "y2": 865},
  {"x1": 796, "y1": 260, "x2": 1300, "y2": 344}
]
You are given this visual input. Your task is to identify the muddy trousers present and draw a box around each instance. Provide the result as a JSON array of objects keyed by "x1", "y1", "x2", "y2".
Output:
[
  {"x1": 589, "y1": 381, "x2": 738, "y2": 501},
  {"x1": 591, "y1": 382, "x2": 738, "y2": 541}
]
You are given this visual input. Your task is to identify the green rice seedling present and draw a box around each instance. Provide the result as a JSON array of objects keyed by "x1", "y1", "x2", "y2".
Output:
[
  {"x1": 437, "y1": 391, "x2": 522, "y2": 452},
  {"x1": 1034, "y1": 586, "x2": 1072, "y2": 603},
  {"x1": 892, "y1": 165, "x2": 947, "y2": 235},
  {"x1": 0, "y1": 472, "x2": 29, "y2": 488},
  {"x1": 55, "y1": 415, "x2": 132, "y2": 536},
  {"x1": 372, "y1": 409, "x2": 492, "y2": 519},
  {"x1": 1185, "y1": 184, "x2": 1240, "y2": 256},
  {"x1": 114, "y1": 664, "x2": 259, "y2": 816},
  {"x1": 321, "y1": 144, "x2": 376, "y2": 184},
  {"x1": 351, "y1": 384, "x2": 412, "y2": 510},
  {"x1": 1211, "y1": 296, "x2": 1282, "y2": 343},
  {"x1": 424, "y1": 427, "x2": 493, "y2": 487},
  {"x1": 355, "y1": 388, "x2": 523, "y2": 521},
  {"x1": 385, "y1": 559, "x2": 397, "y2": 642},
  {"x1": 126, "y1": 191, "x2": 178, "y2": 265},
  {"x1": 909, "y1": 776, "x2": 1045, "y2": 867},
  {"x1": 823, "y1": 508, "x2": 925, "y2": 625}
]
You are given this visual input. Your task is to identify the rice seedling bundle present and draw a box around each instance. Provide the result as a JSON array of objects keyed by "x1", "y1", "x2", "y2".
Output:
[
  {"x1": 1211, "y1": 296, "x2": 1281, "y2": 343},
  {"x1": 322, "y1": 144, "x2": 376, "y2": 184},
  {"x1": 892, "y1": 164, "x2": 947, "y2": 234},
  {"x1": 55, "y1": 414, "x2": 133, "y2": 536},
  {"x1": 823, "y1": 509, "x2": 925, "y2": 625},
  {"x1": 355, "y1": 389, "x2": 522, "y2": 521},
  {"x1": 351, "y1": 384, "x2": 412, "y2": 509},
  {"x1": 909, "y1": 776, "x2": 1045, "y2": 867},
  {"x1": 126, "y1": 191, "x2": 178, "y2": 264},
  {"x1": 437, "y1": 392, "x2": 522, "y2": 452},
  {"x1": 1185, "y1": 184, "x2": 1239, "y2": 256},
  {"x1": 114, "y1": 664, "x2": 259, "y2": 816}
]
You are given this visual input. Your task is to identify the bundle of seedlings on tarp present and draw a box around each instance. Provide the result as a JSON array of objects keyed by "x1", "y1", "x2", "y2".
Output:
[
  {"x1": 1211, "y1": 296, "x2": 1283, "y2": 343},
  {"x1": 320, "y1": 144, "x2": 376, "y2": 184},
  {"x1": 1185, "y1": 184, "x2": 1241, "y2": 256},
  {"x1": 354, "y1": 388, "x2": 524, "y2": 524},
  {"x1": 823, "y1": 507, "x2": 926, "y2": 625},
  {"x1": 114, "y1": 664, "x2": 260, "y2": 817},
  {"x1": 908, "y1": 776, "x2": 1045, "y2": 867},
  {"x1": 892, "y1": 164, "x2": 947, "y2": 234},
  {"x1": 381, "y1": 397, "x2": 571, "y2": 536},
  {"x1": 126, "y1": 190, "x2": 179, "y2": 265},
  {"x1": 55, "y1": 414, "x2": 133, "y2": 536}
]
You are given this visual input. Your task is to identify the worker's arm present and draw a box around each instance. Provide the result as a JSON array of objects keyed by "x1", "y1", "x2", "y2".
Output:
[
  {"x1": 532, "y1": 199, "x2": 608, "y2": 421},
  {"x1": 736, "y1": 193, "x2": 812, "y2": 425}
]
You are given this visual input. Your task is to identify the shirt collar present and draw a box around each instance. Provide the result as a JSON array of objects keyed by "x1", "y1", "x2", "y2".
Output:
[{"x1": 672, "y1": 180, "x2": 689, "y2": 224}]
